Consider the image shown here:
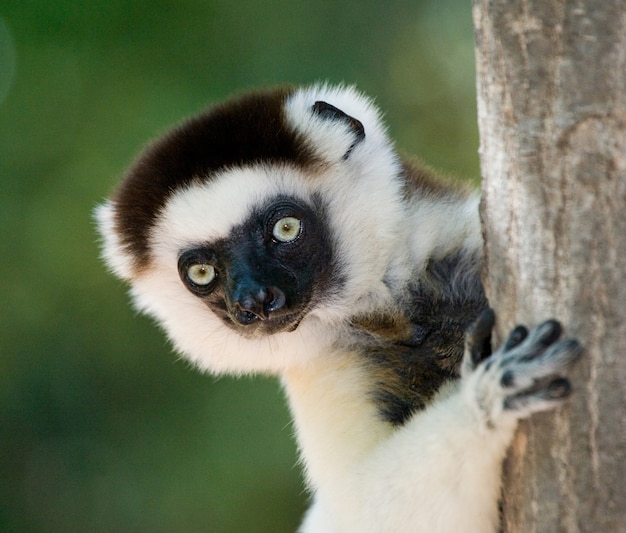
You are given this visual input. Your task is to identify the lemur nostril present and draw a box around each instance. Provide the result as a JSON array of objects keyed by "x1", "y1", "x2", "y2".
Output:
[{"x1": 265, "y1": 286, "x2": 286, "y2": 313}]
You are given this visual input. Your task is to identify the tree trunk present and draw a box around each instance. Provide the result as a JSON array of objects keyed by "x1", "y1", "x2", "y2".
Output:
[{"x1": 472, "y1": 1, "x2": 626, "y2": 531}]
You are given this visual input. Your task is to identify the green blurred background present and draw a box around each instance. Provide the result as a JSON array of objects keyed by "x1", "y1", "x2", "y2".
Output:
[{"x1": 0, "y1": 1, "x2": 478, "y2": 531}]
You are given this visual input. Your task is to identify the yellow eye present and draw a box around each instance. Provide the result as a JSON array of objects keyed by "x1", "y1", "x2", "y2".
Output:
[
  {"x1": 187, "y1": 263, "x2": 216, "y2": 286},
  {"x1": 272, "y1": 216, "x2": 302, "y2": 243}
]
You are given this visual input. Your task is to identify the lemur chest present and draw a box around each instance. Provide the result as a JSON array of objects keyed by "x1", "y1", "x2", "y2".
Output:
[{"x1": 351, "y1": 250, "x2": 488, "y2": 426}]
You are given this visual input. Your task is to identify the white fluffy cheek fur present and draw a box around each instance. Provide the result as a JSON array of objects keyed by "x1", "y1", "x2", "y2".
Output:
[
  {"x1": 94, "y1": 202, "x2": 137, "y2": 281},
  {"x1": 314, "y1": 156, "x2": 410, "y2": 316},
  {"x1": 128, "y1": 268, "x2": 335, "y2": 375}
]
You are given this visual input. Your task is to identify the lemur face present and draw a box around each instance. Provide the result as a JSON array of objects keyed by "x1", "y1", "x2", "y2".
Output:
[
  {"x1": 175, "y1": 193, "x2": 336, "y2": 338},
  {"x1": 96, "y1": 84, "x2": 404, "y2": 373}
]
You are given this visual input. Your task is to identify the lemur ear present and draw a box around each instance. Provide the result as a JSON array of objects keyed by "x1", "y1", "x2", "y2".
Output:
[{"x1": 311, "y1": 101, "x2": 365, "y2": 160}]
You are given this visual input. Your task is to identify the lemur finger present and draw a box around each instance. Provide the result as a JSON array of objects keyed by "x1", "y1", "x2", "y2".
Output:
[
  {"x1": 464, "y1": 308, "x2": 495, "y2": 368},
  {"x1": 518, "y1": 339, "x2": 582, "y2": 380},
  {"x1": 503, "y1": 325, "x2": 528, "y2": 351},
  {"x1": 510, "y1": 338, "x2": 583, "y2": 387},
  {"x1": 540, "y1": 338, "x2": 583, "y2": 368},
  {"x1": 503, "y1": 377, "x2": 571, "y2": 413},
  {"x1": 528, "y1": 319, "x2": 562, "y2": 349},
  {"x1": 508, "y1": 319, "x2": 563, "y2": 365}
]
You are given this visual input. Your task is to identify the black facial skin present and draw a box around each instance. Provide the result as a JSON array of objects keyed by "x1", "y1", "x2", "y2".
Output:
[{"x1": 178, "y1": 195, "x2": 337, "y2": 338}]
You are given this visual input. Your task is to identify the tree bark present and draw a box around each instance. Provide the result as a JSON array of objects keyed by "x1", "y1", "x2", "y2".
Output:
[{"x1": 472, "y1": 1, "x2": 626, "y2": 531}]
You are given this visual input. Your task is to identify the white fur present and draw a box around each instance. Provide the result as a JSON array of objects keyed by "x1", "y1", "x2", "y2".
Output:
[
  {"x1": 285, "y1": 351, "x2": 520, "y2": 533},
  {"x1": 94, "y1": 202, "x2": 137, "y2": 280},
  {"x1": 408, "y1": 193, "x2": 482, "y2": 266}
]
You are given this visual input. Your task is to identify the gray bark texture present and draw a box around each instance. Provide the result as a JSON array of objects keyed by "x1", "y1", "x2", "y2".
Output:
[{"x1": 472, "y1": 1, "x2": 626, "y2": 531}]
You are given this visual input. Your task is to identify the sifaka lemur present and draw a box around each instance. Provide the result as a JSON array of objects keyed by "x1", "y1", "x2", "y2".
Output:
[{"x1": 96, "y1": 84, "x2": 582, "y2": 533}]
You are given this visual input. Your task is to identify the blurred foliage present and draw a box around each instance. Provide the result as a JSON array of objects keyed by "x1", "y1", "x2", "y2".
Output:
[{"x1": 0, "y1": 1, "x2": 478, "y2": 531}]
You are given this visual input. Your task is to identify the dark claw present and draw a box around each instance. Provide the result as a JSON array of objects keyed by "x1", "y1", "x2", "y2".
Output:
[
  {"x1": 503, "y1": 325, "x2": 529, "y2": 351},
  {"x1": 535, "y1": 319, "x2": 563, "y2": 346},
  {"x1": 475, "y1": 308, "x2": 496, "y2": 331},
  {"x1": 503, "y1": 376, "x2": 572, "y2": 411},
  {"x1": 547, "y1": 377, "x2": 571, "y2": 399},
  {"x1": 516, "y1": 320, "x2": 565, "y2": 363},
  {"x1": 466, "y1": 308, "x2": 495, "y2": 367},
  {"x1": 547, "y1": 338, "x2": 584, "y2": 366},
  {"x1": 500, "y1": 369, "x2": 515, "y2": 388}
]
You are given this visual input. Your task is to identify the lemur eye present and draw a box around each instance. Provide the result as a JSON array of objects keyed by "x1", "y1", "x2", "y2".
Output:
[
  {"x1": 272, "y1": 216, "x2": 302, "y2": 243},
  {"x1": 178, "y1": 249, "x2": 219, "y2": 296},
  {"x1": 187, "y1": 263, "x2": 216, "y2": 286}
]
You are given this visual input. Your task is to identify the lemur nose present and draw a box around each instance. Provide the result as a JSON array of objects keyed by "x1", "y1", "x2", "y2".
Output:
[{"x1": 234, "y1": 286, "x2": 286, "y2": 325}]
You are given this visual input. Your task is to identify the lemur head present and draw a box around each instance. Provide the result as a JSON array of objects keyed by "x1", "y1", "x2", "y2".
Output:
[{"x1": 96, "y1": 85, "x2": 406, "y2": 374}]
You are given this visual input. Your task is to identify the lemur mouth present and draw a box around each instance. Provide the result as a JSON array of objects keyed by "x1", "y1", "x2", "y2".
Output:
[{"x1": 224, "y1": 310, "x2": 304, "y2": 338}]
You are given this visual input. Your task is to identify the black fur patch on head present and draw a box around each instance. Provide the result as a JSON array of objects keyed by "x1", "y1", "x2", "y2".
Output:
[{"x1": 110, "y1": 87, "x2": 318, "y2": 271}]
